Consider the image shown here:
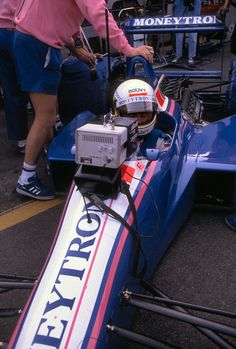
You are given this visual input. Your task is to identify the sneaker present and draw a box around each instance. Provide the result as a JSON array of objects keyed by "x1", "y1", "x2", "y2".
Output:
[
  {"x1": 16, "y1": 175, "x2": 55, "y2": 200},
  {"x1": 172, "y1": 57, "x2": 181, "y2": 64},
  {"x1": 188, "y1": 58, "x2": 194, "y2": 65},
  {"x1": 225, "y1": 214, "x2": 236, "y2": 231}
]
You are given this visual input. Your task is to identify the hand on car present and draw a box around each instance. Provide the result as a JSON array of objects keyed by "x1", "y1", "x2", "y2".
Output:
[{"x1": 129, "y1": 45, "x2": 154, "y2": 63}]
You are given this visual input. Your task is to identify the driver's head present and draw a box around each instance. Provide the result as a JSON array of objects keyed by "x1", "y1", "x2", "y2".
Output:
[{"x1": 113, "y1": 79, "x2": 157, "y2": 137}]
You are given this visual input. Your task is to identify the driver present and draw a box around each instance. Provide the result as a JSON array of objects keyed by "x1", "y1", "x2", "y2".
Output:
[{"x1": 113, "y1": 79, "x2": 172, "y2": 158}]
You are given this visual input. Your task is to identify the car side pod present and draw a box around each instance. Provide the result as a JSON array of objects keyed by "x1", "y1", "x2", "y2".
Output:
[{"x1": 146, "y1": 148, "x2": 160, "y2": 161}]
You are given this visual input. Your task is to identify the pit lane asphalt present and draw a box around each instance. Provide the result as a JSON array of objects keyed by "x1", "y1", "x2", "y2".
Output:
[
  {"x1": 0, "y1": 106, "x2": 66, "y2": 343},
  {"x1": 0, "y1": 42, "x2": 236, "y2": 348}
]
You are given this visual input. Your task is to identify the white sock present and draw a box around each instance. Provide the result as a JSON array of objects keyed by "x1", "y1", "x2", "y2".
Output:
[{"x1": 19, "y1": 162, "x2": 37, "y2": 184}]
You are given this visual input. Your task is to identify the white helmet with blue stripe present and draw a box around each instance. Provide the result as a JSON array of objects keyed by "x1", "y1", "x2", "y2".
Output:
[{"x1": 113, "y1": 79, "x2": 157, "y2": 137}]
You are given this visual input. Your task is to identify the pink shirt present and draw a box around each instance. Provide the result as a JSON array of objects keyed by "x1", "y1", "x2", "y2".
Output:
[
  {"x1": 0, "y1": 0, "x2": 18, "y2": 29},
  {"x1": 14, "y1": 0, "x2": 133, "y2": 56}
]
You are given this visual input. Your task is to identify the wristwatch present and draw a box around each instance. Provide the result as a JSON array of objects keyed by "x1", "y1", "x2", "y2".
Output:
[{"x1": 74, "y1": 38, "x2": 83, "y2": 49}]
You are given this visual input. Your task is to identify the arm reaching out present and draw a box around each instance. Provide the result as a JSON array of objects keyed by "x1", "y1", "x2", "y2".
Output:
[{"x1": 129, "y1": 45, "x2": 154, "y2": 63}]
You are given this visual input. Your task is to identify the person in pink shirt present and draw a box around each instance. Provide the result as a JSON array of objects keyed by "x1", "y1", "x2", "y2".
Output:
[
  {"x1": 0, "y1": 0, "x2": 28, "y2": 154},
  {"x1": 14, "y1": 0, "x2": 154, "y2": 200}
]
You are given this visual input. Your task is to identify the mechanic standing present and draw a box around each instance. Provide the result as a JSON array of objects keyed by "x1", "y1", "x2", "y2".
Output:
[
  {"x1": 172, "y1": 0, "x2": 202, "y2": 65},
  {"x1": 218, "y1": 0, "x2": 236, "y2": 231},
  {"x1": 14, "y1": 0, "x2": 153, "y2": 200},
  {"x1": 13, "y1": 0, "x2": 154, "y2": 201},
  {"x1": 0, "y1": 0, "x2": 28, "y2": 154}
]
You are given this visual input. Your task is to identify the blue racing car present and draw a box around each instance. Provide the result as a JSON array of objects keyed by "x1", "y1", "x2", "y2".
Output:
[{"x1": 5, "y1": 13, "x2": 236, "y2": 349}]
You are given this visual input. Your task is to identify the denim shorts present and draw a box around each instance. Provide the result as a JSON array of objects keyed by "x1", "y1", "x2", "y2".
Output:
[{"x1": 14, "y1": 31, "x2": 62, "y2": 95}]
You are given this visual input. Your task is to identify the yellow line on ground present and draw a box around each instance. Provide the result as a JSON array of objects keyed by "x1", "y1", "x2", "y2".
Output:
[{"x1": 0, "y1": 198, "x2": 64, "y2": 231}]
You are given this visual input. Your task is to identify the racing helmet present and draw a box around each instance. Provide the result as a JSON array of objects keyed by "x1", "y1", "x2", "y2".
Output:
[{"x1": 113, "y1": 79, "x2": 157, "y2": 137}]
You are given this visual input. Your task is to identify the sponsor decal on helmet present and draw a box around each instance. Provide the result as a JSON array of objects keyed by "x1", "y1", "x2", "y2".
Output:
[
  {"x1": 128, "y1": 88, "x2": 147, "y2": 97},
  {"x1": 116, "y1": 96, "x2": 153, "y2": 108}
]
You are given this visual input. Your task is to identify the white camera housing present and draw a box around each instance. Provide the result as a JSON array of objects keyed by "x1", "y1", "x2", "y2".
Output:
[{"x1": 75, "y1": 123, "x2": 128, "y2": 168}]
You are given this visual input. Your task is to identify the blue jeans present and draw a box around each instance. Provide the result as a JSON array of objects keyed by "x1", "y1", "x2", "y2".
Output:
[
  {"x1": 173, "y1": 0, "x2": 202, "y2": 59},
  {"x1": 0, "y1": 28, "x2": 28, "y2": 140}
]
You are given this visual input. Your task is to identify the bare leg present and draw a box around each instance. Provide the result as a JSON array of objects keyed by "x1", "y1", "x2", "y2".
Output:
[{"x1": 24, "y1": 92, "x2": 57, "y2": 165}]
